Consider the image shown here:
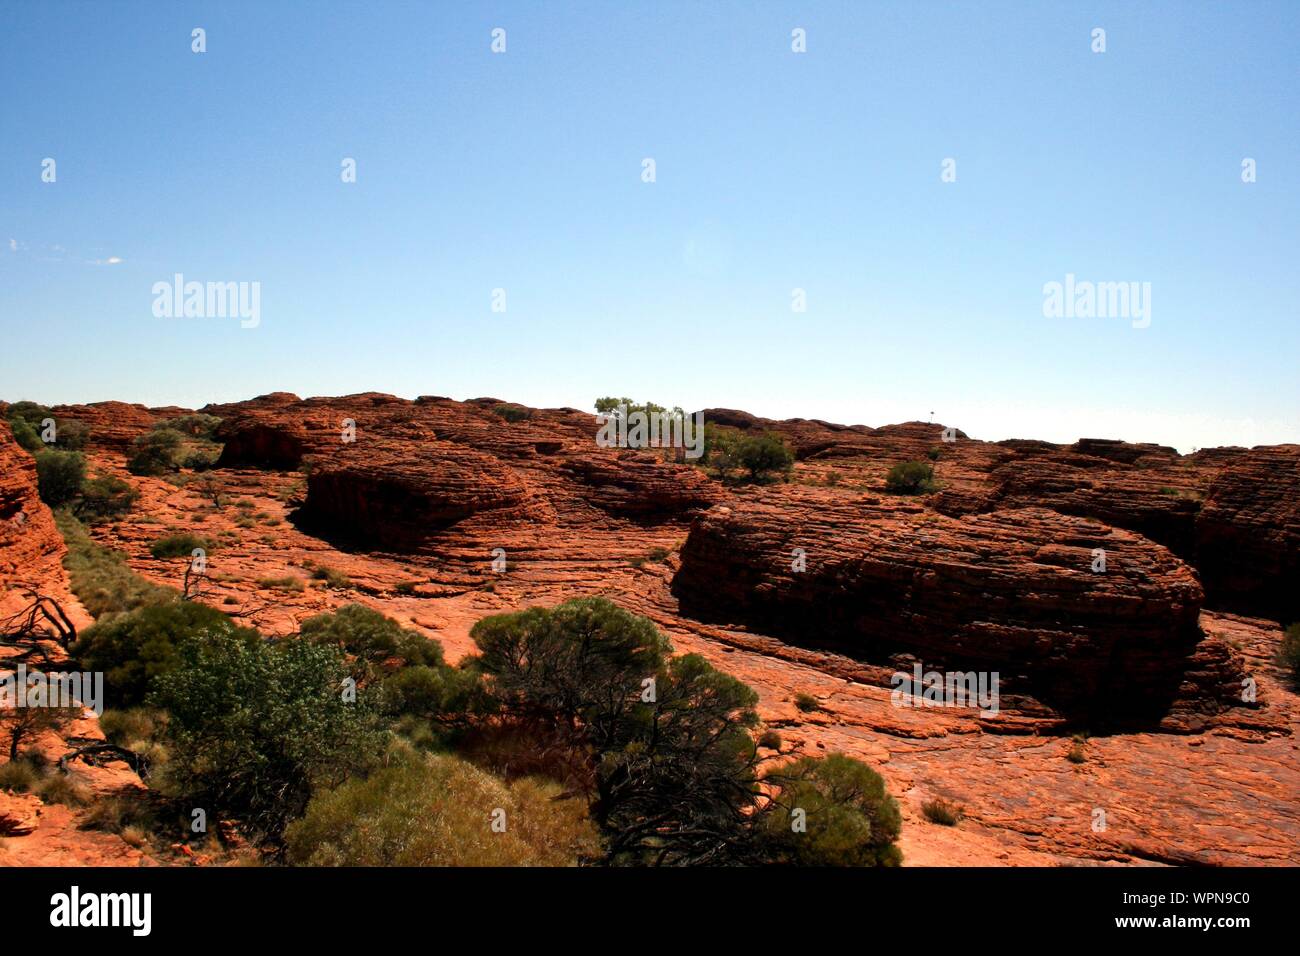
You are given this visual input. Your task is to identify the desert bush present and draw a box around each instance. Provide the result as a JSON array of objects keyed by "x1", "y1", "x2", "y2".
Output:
[
  {"x1": 285, "y1": 752, "x2": 598, "y2": 866},
  {"x1": 36, "y1": 772, "x2": 93, "y2": 808},
  {"x1": 757, "y1": 753, "x2": 903, "y2": 866},
  {"x1": 34, "y1": 449, "x2": 86, "y2": 506},
  {"x1": 885, "y1": 460, "x2": 937, "y2": 494},
  {"x1": 702, "y1": 423, "x2": 744, "y2": 478},
  {"x1": 73, "y1": 601, "x2": 258, "y2": 708},
  {"x1": 758, "y1": 729, "x2": 783, "y2": 750},
  {"x1": 149, "y1": 533, "x2": 211, "y2": 559},
  {"x1": 0, "y1": 758, "x2": 39, "y2": 792},
  {"x1": 127, "y1": 429, "x2": 183, "y2": 476},
  {"x1": 308, "y1": 564, "x2": 351, "y2": 589},
  {"x1": 255, "y1": 576, "x2": 304, "y2": 592},
  {"x1": 55, "y1": 512, "x2": 172, "y2": 617},
  {"x1": 921, "y1": 797, "x2": 963, "y2": 826},
  {"x1": 74, "y1": 474, "x2": 139, "y2": 523},
  {"x1": 149, "y1": 630, "x2": 386, "y2": 840},
  {"x1": 795, "y1": 692, "x2": 822, "y2": 713}
]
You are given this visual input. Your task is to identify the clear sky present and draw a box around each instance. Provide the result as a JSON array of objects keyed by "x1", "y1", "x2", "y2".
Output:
[{"x1": 1, "y1": 1, "x2": 1296, "y2": 452}]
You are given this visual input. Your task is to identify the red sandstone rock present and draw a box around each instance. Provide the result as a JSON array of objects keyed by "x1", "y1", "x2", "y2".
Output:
[{"x1": 672, "y1": 492, "x2": 1245, "y2": 728}]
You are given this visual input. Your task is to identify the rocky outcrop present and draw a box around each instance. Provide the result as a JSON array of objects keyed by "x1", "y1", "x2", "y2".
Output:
[
  {"x1": 1195, "y1": 445, "x2": 1300, "y2": 622},
  {"x1": 49, "y1": 401, "x2": 169, "y2": 451},
  {"x1": 672, "y1": 493, "x2": 1246, "y2": 728},
  {"x1": 932, "y1": 451, "x2": 1208, "y2": 559},
  {"x1": 559, "y1": 452, "x2": 721, "y2": 517},
  {"x1": 301, "y1": 439, "x2": 530, "y2": 546}
]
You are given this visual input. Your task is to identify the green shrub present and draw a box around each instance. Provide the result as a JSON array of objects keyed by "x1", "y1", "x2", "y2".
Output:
[
  {"x1": 926, "y1": 447, "x2": 942, "y2": 461},
  {"x1": 149, "y1": 630, "x2": 387, "y2": 839},
  {"x1": 7, "y1": 415, "x2": 44, "y2": 452},
  {"x1": 72, "y1": 601, "x2": 258, "y2": 707},
  {"x1": 149, "y1": 533, "x2": 211, "y2": 559},
  {"x1": 181, "y1": 448, "x2": 220, "y2": 471},
  {"x1": 884, "y1": 461, "x2": 937, "y2": 494},
  {"x1": 127, "y1": 429, "x2": 183, "y2": 476},
  {"x1": 469, "y1": 598, "x2": 767, "y2": 865},
  {"x1": 758, "y1": 729, "x2": 783, "y2": 750},
  {"x1": 285, "y1": 752, "x2": 598, "y2": 866},
  {"x1": 491, "y1": 404, "x2": 532, "y2": 423},
  {"x1": 757, "y1": 753, "x2": 902, "y2": 866},
  {"x1": 299, "y1": 603, "x2": 444, "y2": 674},
  {"x1": 735, "y1": 433, "x2": 795, "y2": 481},
  {"x1": 55, "y1": 512, "x2": 173, "y2": 617},
  {"x1": 921, "y1": 797, "x2": 963, "y2": 826},
  {"x1": 34, "y1": 449, "x2": 86, "y2": 506},
  {"x1": 74, "y1": 474, "x2": 139, "y2": 523}
]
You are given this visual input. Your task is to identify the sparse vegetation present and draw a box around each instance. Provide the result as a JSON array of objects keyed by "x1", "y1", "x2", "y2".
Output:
[{"x1": 56, "y1": 512, "x2": 173, "y2": 617}]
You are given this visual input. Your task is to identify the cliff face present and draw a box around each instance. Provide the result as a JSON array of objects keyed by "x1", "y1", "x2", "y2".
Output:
[{"x1": 0, "y1": 422, "x2": 85, "y2": 626}]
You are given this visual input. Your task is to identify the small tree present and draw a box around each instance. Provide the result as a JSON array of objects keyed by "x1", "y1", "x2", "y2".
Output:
[
  {"x1": 189, "y1": 474, "x2": 226, "y2": 507},
  {"x1": 74, "y1": 474, "x2": 139, "y2": 522},
  {"x1": 34, "y1": 449, "x2": 86, "y2": 506},
  {"x1": 127, "y1": 429, "x2": 183, "y2": 476},
  {"x1": 885, "y1": 460, "x2": 937, "y2": 494},
  {"x1": 735, "y1": 433, "x2": 794, "y2": 482},
  {"x1": 3, "y1": 698, "x2": 82, "y2": 760}
]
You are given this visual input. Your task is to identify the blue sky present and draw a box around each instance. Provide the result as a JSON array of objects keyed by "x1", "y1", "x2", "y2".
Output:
[{"x1": 1, "y1": 1, "x2": 1296, "y2": 451}]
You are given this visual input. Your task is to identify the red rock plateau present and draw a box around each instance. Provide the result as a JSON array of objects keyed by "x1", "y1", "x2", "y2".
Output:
[{"x1": 3, "y1": 394, "x2": 1298, "y2": 866}]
